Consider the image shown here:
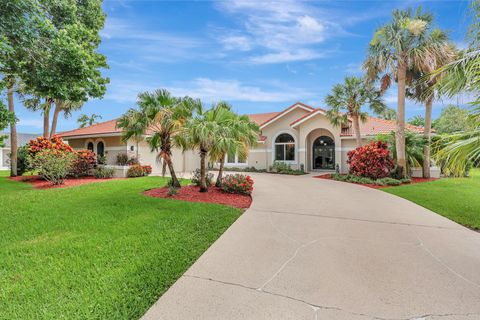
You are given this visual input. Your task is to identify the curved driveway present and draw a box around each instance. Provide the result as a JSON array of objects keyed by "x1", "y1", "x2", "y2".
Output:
[{"x1": 143, "y1": 173, "x2": 480, "y2": 320}]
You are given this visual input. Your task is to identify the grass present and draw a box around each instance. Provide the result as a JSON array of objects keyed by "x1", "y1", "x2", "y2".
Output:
[
  {"x1": 0, "y1": 171, "x2": 241, "y2": 319},
  {"x1": 383, "y1": 168, "x2": 480, "y2": 230}
]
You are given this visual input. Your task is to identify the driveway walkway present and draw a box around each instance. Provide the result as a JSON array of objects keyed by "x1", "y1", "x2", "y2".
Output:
[{"x1": 143, "y1": 173, "x2": 480, "y2": 320}]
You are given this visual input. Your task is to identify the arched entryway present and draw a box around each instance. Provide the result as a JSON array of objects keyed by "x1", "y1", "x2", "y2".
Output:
[{"x1": 312, "y1": 136, "x2": 335, "y2": 170}]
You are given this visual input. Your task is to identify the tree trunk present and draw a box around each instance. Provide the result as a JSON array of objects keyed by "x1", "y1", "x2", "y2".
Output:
[
  {"x1": 43, "y1": 101, "x2": 51, "y2": 137},
  {"x1": 50, "y1": 102, "x2": 63, "y2": 137},
  {"x1": 162, "y1": 149, "x2": 180, "y2": 188},
  {"x1": 423, "y1": 97, "x2": 433, "y2": 178},
  {"x1": 396, "y1": 61, "x2": 407, "y2": 178},
  {"x1": 352, "y1": 114, "x2": 362, "y2": 148},
  {"x1": 7, "y1": 81, "x2": 17, "y2": 177},
  {"x1": 199, "y1": 149, "x2": 208, "y2": 192},
  {"x1": 162, "y1": 160, "x2": 167, "y2": 177},
  {"x1": 216, "y1": 153, "x2": 225, "y2": 187}
]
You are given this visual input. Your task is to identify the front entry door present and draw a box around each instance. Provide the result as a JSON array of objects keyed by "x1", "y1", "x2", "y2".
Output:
[{"x1": 313, "y1": 136, "x2": 335, "y2": 170}]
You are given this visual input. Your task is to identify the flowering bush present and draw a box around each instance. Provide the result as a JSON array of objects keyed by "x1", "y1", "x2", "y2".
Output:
[
  {"x1": 127, "y1": 164, "x2": 152, "y2": 178},
  {"x1": 70, "y1": 149, "x2": 97, "y2": 177},
  {"x1": 27, "y1": 135, "x2": 73, "y2": 157},
  {"x1": 347, "y1": 141, "x2": 395, "y2": 179},
  {"x1": 28, "y1": 149, "x2": 76, "y2": 185},
  {"x1": 221, "y1": 174, "x2": 254, "y2": 195}
]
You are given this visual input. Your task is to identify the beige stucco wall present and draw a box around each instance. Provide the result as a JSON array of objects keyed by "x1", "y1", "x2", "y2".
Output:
[{"x1": 65, "y1": 136, "x2": 127, "y2": 166}]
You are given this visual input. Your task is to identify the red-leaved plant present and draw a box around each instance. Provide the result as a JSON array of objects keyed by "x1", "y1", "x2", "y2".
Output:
[
  {"x1": 221, "y1": 174, "x2": 254, "y2": 195},
  {"x1": 71, "y1": 149, "x2": 97, "y2": 177},
  {"x1": 127, "y1": 164, "x2": 152, "y2": 177},
  {"x1": 347, "y1": 141, "x2": 395, "y2": 179},
  {"x1": 28, "y1": 135, "x2": 74, "y2": 157}
]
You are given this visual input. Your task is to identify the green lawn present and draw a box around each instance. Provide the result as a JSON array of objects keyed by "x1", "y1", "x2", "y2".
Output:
[
  {"x1": 383, "y1": 169, "x2": 480, "y2": 230},
  {"x1": 0, "y1": 171, "x2": 241, "y2": 319}
]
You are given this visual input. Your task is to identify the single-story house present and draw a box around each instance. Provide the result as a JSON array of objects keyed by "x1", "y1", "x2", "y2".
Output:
[
  {"x1": 1, "y1": 133, "x2": 39, "y2": 170},
  {"x1": 59, "y1": 102, "x2": 426, "y2": 175}
]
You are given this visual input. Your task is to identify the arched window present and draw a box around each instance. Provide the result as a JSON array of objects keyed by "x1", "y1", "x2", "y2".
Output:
[
  {"x1": 96, "y1": 141, "x2": 105, "y2": 157},
  {"x1": 87, "y1": 142, "x2": 94, "y2": 152},
  {"x1": 274, "y1": 133, "x2": 295, "y2": 161}
]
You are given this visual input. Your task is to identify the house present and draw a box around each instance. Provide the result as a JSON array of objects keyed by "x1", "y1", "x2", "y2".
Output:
[
  {"x1": 59, "y1": 102, "x2": 425, "y2": 174},
  {"x1": 1, "y1": 133, "x2": 39, "y2": 170}
]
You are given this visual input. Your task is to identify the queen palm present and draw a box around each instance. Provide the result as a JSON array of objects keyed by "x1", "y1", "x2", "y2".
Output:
[
  {"x1": 325, "y1": 76, "x2": 386, "y2": 147},
  {"x1": 78, "y1": 114, "x2": 102, "y2": 128},
  {"x1": 364, "y1": 7, "x2": 443, "y2": 177},
  {"x1": 117, "y1": 89, "x2": 193, "y2": 188}
]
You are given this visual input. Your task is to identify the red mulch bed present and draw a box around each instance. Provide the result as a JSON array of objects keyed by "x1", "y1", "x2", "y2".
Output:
[
  {"x1": 314, "y1": 173, "x2": 438, "y2": 189},
  {"x1": 144, "y1": 185, "x2": 252, "y2": 209},
  {"x1": 9, "y1": 175, "x2": 121, "y2": 189}
]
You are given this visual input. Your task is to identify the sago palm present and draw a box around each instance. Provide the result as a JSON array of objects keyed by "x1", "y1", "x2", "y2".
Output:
[
  {"x1": 364, "y1": 7, "x2": 444, "y2": 177},
  {"x1": 325, "y1": 76, "x2": 386, "y2": 147}
]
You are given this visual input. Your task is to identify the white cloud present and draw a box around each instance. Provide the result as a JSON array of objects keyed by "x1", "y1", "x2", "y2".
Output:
[
  {"x1": 345, "y1": 62, "x2": 363, "y2": 74},
  {"x1": 105, "y1": 77, "x2": 315, "y2": 104},
  {"x1": 250, "y1": 49, "x2": 325, "y2": 64},
  {"x1": 219, "y1": 34, "x2": 253, "y2": 51}
]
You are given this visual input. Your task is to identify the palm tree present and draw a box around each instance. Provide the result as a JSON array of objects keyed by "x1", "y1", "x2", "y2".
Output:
[
  {"x1": 116, "y1": 108, "x2": 146, "y2": 159},
  {"x1": 78, "y1": 114, "x2": 102, "y2": 128},
  {"x1": 364, "y1": 7, "x2": 443, "y2": 177},
  {"x1": 325, "y1": 76, "x2": 386, "y2": 147},
  {"x1": 117, "y1": 89, "x2": 193, "y2": 188},
  {"x1": 378, "y1": 107, "x2": 397, "y2": 120},
  {"x1": 209, "y1": 106, "x2": 259, "y2": 187},
  {"x1": 177, "y1": 100, "x2": 233, "y2": 192},
  {"x1": 19, "y1": 92, "x2": 52, "y2": 137}
]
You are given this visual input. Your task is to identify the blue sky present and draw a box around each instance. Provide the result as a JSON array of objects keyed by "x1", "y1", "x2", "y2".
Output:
[{"x1": 13, "y1": 0, "x2": 474, "y2": 133}]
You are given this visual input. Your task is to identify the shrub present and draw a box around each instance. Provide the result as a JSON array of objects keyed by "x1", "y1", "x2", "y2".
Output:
[
  {"x1": 191, "y1": 168, "x2": 214, "y2": 187},
  {"x1": 70, "y1": 150, "x2": 97, "y2": 177},
  {"x1": 94, "y1": 166, "x2": 115, "y2": 179},
  {"x1": 376, "y1": 177, "x2": 401, "y2": 186},
  {"x1": 126, "y1": 156, "x2": 139, "y2": 166},
  {"x1": 116, "y1": 153, "x2": 129, "y2": 166},
  {"x1": 167, "y1": 186, "x2": 178, "y2": 197},
  {"x1": 27, "y1": 135, "x2": 73, "y2": 157},
  {"x1": 28, "y1": 149, "x2": 75, "y2": 185},
  {"x1": 221, "y1": 174, "x2": 254, "y2": 195},
  {"x1": 97, "y1": 155, "x2": 106, "y2": 165},
  {"x1": 390, "y1": 165, "x2": 404, "y2": 180},
  {"x1": 347, "y1": 141, "x2": 395, "y2": 179},
  {"x1": 16, "y1": 145, "x2": 29, "y2": 176},
  {"x1": 400, "y1": 178, "x2": 412, "y2": 184},
  {"x1": 127, "y1": 164, "x2": 152, "y2": 178},
  {"x1": 269, "y1": 161, "x2": 305, "y2": 175}
]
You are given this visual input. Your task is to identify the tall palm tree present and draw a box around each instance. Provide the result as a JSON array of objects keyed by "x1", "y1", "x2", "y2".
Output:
[
  {"x1": 209, "y1": 106, "x2": 259, "y2": 187},
  {"x1": 325, "y1": 76, "x2": 386, "y2": 147},
  {"x1": 364, "y1": 7, "x2": 443, "y2": 177},
  {"x1": 19, "y1": 91, "x2": 52, "y2": 137},
  {"x1": 378, "y1": 107, "x2": 397, "y2": 120},
  {"x1": 177, "y1": 100, "x2": 233, "y2": 192},
  {"x1": 50, "y1": 100, "x2": 83, "y2": 137},
  {"x1": 78, "y1": 114, "x2": 102, "y2": 128},
  {"x1": 117, "y1": 89, "x2": 193, "y2": 188}
]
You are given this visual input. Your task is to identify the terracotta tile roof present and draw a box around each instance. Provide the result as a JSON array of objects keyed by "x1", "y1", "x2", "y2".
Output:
[
  {"x1": 58, "y1": 119, "x2": 121, "y2": 138},
  {"x1": 289, "y1": 108, "x2": 328, "y2": 126},
  {"x1": 341, "y1": 117, "x2": 425, "y2": 136},
  {"x1": 247, "y1": 112, "x2": 281, "y2": 126}
]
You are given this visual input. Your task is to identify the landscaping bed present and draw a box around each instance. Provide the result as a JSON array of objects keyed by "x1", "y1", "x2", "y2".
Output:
[
  {"x1": 9, "y1": 175, "x2": 121, "y2": 189},
  {"x1": 144, "y1": 185, "x2": 252, "y2": 209},
  {"x1": 314, "y1": 173, "x2": 438, "y2": 189}
]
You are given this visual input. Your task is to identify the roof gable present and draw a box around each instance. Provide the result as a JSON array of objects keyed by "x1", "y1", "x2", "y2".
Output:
[{"x1": 259, "y1": 102, "x2": 314, "y2": 129}]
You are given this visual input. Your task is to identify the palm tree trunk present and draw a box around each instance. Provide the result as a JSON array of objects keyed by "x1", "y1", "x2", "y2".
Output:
[
  {"x1": 163, "y1": 149, "x2": 180, "y2": 188},
  {"x1": 7, "y1": 81, "x2": 17, "y2": 177},
  {"x1": 216, "y1": 153, "x2": 225, "y2": 187},
  {"x1": 352, "y1": 114, "x2": 362, "y2": 148},
  {"x1": 423, "y1": 97, "x2": 433, "y2": 178},
  {"x1": 50, "y1": 102, "x2": 63, "y2": 137},
  {"x1": 162, "y1": 160, "x2": 167, "y2": 177},
  {"x1": 199, "y1": 149, "x2": 208, "y2": 192},
  {"x1": 43, "y1": 101, "x2": 51, "y2": 137},
  {"x1": 396, "y1": 61, "x2": 407, "y2": 178}
]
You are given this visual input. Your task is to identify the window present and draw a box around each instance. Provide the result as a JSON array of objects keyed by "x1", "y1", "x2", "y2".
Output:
[
  {"x1": 225, "y1": 152, "x2": 247, "y2": 165},
  {"x1": 87, "y1": 142, "x2": 94, "y2": 152},
  {"x1": 96, "y1": 141, "x2": 105, "y2": 157},
  {"x1": 274, "y1": 133, "x2": 295, "y2": 161}
]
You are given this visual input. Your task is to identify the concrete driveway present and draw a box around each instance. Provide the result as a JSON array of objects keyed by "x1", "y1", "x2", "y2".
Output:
[{"x1": 143, "y1": 173, "x2": 480, "y2": 320}]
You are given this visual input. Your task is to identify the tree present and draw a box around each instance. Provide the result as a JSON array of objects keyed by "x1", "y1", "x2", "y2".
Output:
[
  {"x1": 19, "y1": 93, "x2": 52, "y2": 137},
  {"x1": 433, "y1": 105, "x2": 470, "y2": 134},
  {"x1": 378, "y1": 107, "x2": 397, "y2": 120},
  {"x1": 364, "y1": 7, "x2": 444, "y2": 177},
  {"x1": 177, "y1": 100, "x2": 233, "y2": 192},
  {"x1": 325, "y1": 76, "x2": 386, "y2": 147},
  {"x1": 77, "y1": 114, "x2": 102, "y2": 128},
  {"x1": 408, "y1": 115, "x2": 425, "y2": 127},
  {"x1": 0, "y1": 98, "x2": 16, "y2": 147},
  {"x1": 117, "y1": 89, "x2": 193, "y2": 188},
  {"x1": 208, "y1": 104, "x2": 259, "y2": 187}
]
